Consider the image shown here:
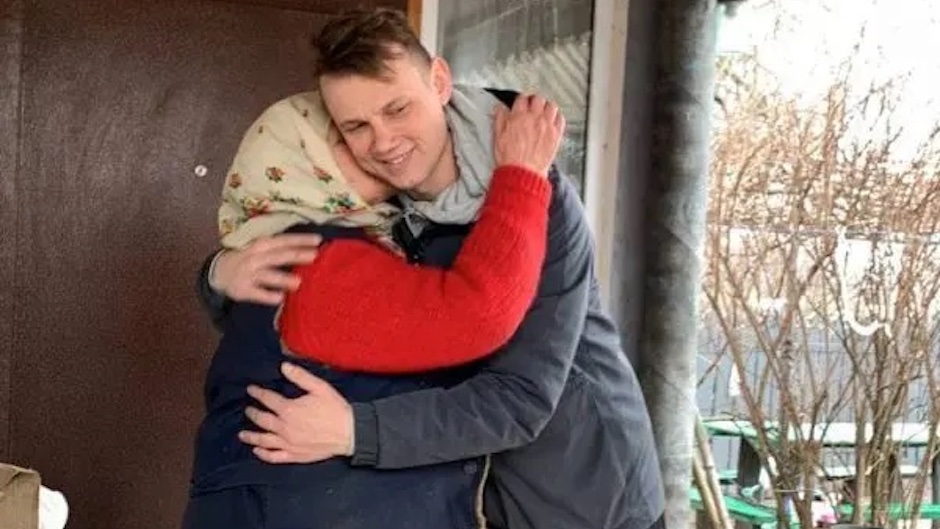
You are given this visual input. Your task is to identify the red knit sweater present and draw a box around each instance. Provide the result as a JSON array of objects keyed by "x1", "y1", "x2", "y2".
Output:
[{"x1": 277, "y1": 165, "x2": 552, "y2": 374}]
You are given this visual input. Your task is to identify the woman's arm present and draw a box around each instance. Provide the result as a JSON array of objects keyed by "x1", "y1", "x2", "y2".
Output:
[
  {"x1": 278, "y1": 165, "x2": 550, "y2": 374},
  {"x1": 350, "y1": 171, "x2": 591, "y2": 467}
]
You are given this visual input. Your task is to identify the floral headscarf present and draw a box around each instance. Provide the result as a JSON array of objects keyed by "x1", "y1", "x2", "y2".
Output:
[{"x1": 218, "y1": 91, "x2": 399, "y2": 249}]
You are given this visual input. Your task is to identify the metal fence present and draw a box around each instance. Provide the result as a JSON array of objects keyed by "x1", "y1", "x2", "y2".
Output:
[{"x1": 696, "y1": 322, "x2": 936, "y2": 472}]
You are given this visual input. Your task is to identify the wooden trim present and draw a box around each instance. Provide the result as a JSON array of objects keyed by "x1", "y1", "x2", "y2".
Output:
[
  {"x1": 0, "y1": 0, "x2": 23, "y2": 463},
  {"x1": 407, "y1": 0, "x2": 422, "y2": 34},
  {"x1": 209, "y1": 1, "x2": 408, "y2": 15}
]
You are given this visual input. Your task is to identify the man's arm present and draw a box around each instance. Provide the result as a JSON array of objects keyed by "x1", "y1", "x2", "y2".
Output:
[
  {"x1": 351, "y1": 171, "x2": 593, "y2": 468},
  {"x1": 195, "y1": 250, "x2": 232, "y2": 330},
  {"x1": 194, "y1": 234, "x2": 323, "y2": 330}
]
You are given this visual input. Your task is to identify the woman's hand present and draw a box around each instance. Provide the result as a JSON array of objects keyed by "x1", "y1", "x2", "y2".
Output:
[{"x1": 493, "y1": 94, "x2": 566, "y2": 177}]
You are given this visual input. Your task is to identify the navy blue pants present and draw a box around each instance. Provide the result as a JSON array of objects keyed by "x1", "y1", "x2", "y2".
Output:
[{"x1": 181, "y1": 459, "x2": 483, "y2": 529}]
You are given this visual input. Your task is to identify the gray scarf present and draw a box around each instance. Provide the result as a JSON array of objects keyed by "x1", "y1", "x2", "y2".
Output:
[{"x1": 399, "y1": 85, "x2": 501, "y2": 235}]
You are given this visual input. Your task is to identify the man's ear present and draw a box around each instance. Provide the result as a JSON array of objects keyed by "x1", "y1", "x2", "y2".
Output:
[{"x1": 429, "y1": 57, "x2": 453, "y2": 106}]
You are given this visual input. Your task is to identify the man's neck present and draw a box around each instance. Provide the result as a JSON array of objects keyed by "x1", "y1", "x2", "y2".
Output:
[{"x1": 408, "y1": 135, "x2": 458, "y2": 201}]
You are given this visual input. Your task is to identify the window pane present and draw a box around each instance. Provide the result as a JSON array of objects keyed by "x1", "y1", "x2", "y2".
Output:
[{"x1": 437, "y1": 0, "x2": 595, "y2": 194}]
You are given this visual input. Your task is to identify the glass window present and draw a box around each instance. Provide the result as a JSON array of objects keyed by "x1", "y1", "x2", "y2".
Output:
[{"x1": 436, "y1": 0, "x2": 595, "y2": 194}]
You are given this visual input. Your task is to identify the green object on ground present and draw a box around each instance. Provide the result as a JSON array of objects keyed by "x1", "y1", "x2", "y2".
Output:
[
  {"x1": 835, "y1": 502, "x2": 940, "y2": 520},
  {"x1": 689, "y1": 487, "x2": 778, "y2": 528}
]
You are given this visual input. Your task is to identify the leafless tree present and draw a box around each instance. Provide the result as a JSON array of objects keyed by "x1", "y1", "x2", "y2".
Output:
[{"x1": 704, "y1": 44, "x2": 940, "y2": 527}]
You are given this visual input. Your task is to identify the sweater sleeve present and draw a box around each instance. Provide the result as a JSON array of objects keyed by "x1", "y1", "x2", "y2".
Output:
[{"x1": 277, "y1": 165, "x2": 552, "y2": 374}]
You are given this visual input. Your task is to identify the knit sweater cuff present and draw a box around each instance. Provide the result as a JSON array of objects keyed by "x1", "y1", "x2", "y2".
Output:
[
  {"x1": 350, "y1": 402, "x2": 380, "y2": 467},
  {"x1": 490, "y1": 165, "x2": 553, "y2": 204},
  {"x1": 456, "y1": 165, "x2": 552, "y2": 267}
]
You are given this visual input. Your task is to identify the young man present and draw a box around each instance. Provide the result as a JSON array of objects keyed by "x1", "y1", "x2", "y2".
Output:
[{"x1": 199, "y1": 9, "x2": 665, "y2": 529}]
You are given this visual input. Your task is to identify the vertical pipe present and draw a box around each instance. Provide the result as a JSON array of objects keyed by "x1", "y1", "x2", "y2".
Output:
[{"x1": 637, "y1": 0, "x2": 721, "y2": 526}]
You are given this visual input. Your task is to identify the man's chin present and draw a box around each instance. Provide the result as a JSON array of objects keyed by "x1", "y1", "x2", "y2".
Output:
[{"x1": 382, "y1": 174, "x2": 425, "y2": 195}]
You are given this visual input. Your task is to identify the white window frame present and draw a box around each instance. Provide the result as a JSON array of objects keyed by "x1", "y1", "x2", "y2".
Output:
[
  {"x1": 417, "y1": 0, "x2": 440, "y2": 55},
  {"x1": 583, "y1": 0, "x2": 630, "y2": 303}
]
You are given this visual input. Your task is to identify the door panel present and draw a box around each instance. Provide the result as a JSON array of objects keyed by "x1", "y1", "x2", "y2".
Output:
[{"x1": 10, "y1": 0, "x2": 403, "y2": 527}]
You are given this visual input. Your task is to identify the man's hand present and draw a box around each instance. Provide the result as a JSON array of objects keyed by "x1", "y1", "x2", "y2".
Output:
[
  {"x1": 239, "y1": 362, "x2": 354, "y2": 464},
  {"x1": 211, "y1": 234, "x2": 323, "y2": 305},
  {"x1": 493, "y1": 94, "x2": 566, "y2": 176}
]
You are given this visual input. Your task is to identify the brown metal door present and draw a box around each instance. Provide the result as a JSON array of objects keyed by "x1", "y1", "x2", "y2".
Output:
[{"x1": 4, "y1": 0, "x2": 404, "y2": 527}]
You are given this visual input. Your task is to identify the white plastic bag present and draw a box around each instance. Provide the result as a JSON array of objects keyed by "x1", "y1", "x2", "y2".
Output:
[{"x1": 38, "y1": 486, "x2": 68, "y2": 529}]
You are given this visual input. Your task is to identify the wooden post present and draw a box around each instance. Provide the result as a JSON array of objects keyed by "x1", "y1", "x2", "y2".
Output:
[
  {"x1": 737, "y1": 439, "x2": 763, "y2": 492},
  {"x1": 932, "y1": 454, "x2": 940, "y2": 504},
  {"x1": 0, "y1": 0, "x2": 23, "y2": 466},
  {"x1": 696, "y1": 417, "x2": 733, "y2": 529},
  {"x1": 693, "y1": 453, "x2": 721, "y2": 529},
  {"x1": 407, "y1": 0, "x2": 422, "y2": 35},
  {"x1": 931, "y1": 454, "x2": 940, "y2": 529}
]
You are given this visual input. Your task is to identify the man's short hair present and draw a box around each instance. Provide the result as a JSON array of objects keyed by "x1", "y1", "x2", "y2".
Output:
[{"x1": 313, "y1": 8, "x2": 432, "y2": 80}]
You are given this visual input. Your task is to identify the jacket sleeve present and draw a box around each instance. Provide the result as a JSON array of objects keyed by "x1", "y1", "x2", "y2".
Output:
[
  {"x1": 195, "y1": 251, "x2": 232, "y2": 332},
  {"x1": 349, "y1": 171, "x2": 594, "y2": 468},
  {"x1": 279, "y1": 166, "x2": 551, "y2": 374}
]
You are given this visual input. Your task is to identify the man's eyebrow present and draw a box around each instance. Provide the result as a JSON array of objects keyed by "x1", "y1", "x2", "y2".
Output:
[
  {"x1": 337, "y1": 117, "x2": 367, "y2": 128},
  {"x1": 382, "y1": 98, "x2": 407, "y2": 112}
]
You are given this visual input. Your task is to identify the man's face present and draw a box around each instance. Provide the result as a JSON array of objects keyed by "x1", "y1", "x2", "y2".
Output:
[{"x1": 319, "y1": 52, "x2": 454, "y2": 198}]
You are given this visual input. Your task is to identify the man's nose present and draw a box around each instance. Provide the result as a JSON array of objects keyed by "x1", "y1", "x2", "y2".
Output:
[{"x1": 371, "y1": 121, "x2": 397, "y2": 154}]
